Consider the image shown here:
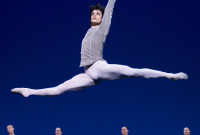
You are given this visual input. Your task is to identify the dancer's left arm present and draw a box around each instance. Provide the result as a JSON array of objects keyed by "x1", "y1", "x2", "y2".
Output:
[{"x1": 99, "y1": 0, "x2": 116, "y2": 35}]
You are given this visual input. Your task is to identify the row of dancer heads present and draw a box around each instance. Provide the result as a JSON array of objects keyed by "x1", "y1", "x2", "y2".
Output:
[
  {"x1": 55, "y1": 126, "x2": 191, "y2": 135},
  {"x1": 6, "y1": 124, "x2": 191, "y2": 135},
  {"x1": 55, "y1": 126, "x2": 129, "y2": 135},
  {"x1": 6, "y1": 125, "x2": 128, "y2": 135},
  {"x1": 121, "y1": 126, "x2": 191, "y2": 135},
  {"x1": 55, "y1": 126, "x2": 130, "y2": 135},
  {"x1": 6, "y1": 125, "x2": 63, "y2": 135}
]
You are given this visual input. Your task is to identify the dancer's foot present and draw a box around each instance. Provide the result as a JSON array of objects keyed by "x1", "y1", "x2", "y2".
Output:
[
  {"x1": 171, "y1": 72, "x2": 188, "y2": 81},
  {"x1": 11, "y1": 88, "x2": 30, "y2": 97}
]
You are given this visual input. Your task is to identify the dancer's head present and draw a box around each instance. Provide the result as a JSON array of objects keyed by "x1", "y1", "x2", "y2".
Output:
[
  {"x1": 184, "y1": 127, "x2": 191, "y2": 135},
  {"x1": 7, "y1": 125, "x2": 14, "y2": 135},
  {"x1": 121, "y1": 126, "x2": 129, "y2": 135},
  {"x1": 55, "y1": 127, "x2": 62, "y2": 135},
  {"x1": 90, "y1": 3, "x2": 105, "y2": 27}
]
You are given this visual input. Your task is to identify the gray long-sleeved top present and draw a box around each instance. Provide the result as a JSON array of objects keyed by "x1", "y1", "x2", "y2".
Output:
[{"x1": 80, "y1": 0, "x2": 116, "y2": 67}]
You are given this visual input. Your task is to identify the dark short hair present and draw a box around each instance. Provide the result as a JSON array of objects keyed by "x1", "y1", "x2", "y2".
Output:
[
  {"x1": 122, "y1": 126, "x2": 129, "y2": 130},
  {"x1": 90, "y1": 3, "x2": 105, "y2": 17},
  {"x1": 7, "y1": 124, "x2": 14, "y2": 128}
]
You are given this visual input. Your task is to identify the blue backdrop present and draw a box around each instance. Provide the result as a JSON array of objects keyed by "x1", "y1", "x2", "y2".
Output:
[{"x1": 1, "y1": 0, "x2": 200, "y2": 134}]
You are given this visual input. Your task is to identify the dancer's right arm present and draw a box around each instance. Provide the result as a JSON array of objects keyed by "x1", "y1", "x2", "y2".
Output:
[{"x1": 99, "y1": 0, "x2": 116, "y2": 35}]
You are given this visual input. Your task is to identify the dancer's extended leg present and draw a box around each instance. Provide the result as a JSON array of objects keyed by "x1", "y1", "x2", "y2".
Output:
[
  {"x1": 11, "y1": 73, "x2": 96, "y2": 97},
  {"x1": 85, "y1": 60, "x2": 188, "y2": 81}
]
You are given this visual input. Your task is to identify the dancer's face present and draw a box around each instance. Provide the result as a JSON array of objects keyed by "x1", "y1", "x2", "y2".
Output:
[
  {"x1": 55, "y1": 128, "x2": 62, "y2": 135},
  {"x1": 91, "y1": 9, "x2": 103, "y2": 27},
  {"x1": 7, "y1": 125, "x2": 14, "y2": 134},
  {"x1": 184, "y1": 127, "x2": 190, "y2": 135},
  {"x1": 121, "y1": 126, "x2": 129, "y2": 135}
]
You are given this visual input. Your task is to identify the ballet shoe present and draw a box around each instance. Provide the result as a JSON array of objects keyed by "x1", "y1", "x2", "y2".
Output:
[
  {"x1": 171, "y1": 72, "x2": 188, "y2": 81},
  {"x1": 11, "y1": 88, "x2": 30, "y2": 97}
]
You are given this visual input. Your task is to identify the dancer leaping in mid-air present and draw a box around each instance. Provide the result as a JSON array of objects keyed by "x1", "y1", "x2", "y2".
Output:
[{"x1": 11, "y1": 0, "x2": 188, "y2": 97}]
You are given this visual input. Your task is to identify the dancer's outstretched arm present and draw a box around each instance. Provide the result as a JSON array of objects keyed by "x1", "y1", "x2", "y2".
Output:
[
  {"x1": 11, "y1": 73, "x2": 96, "y2": 97},
  {"x1": 99, "y1": 0, "x2": 116, "y2": 35}
]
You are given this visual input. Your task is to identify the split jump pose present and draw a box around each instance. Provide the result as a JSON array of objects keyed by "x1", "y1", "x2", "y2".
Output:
[{"x1": 11, "y1": 0, "x2": 188, "y2": 97}]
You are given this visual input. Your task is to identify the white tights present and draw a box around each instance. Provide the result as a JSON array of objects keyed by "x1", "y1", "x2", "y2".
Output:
[{"x1": 11, "y1": 60, "x2": 188, "y2": 97}]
